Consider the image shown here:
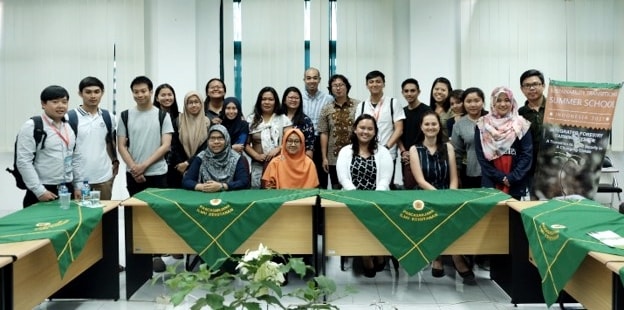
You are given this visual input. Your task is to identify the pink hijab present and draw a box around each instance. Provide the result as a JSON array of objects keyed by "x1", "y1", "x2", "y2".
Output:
[{"x1": 476, "y1": 86, "x2": 531, "y2": 161}]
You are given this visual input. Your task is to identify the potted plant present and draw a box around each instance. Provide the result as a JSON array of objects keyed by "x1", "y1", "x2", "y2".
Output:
[{"x1": 161, "y1": 244, "x2": 350, "y2": 309}]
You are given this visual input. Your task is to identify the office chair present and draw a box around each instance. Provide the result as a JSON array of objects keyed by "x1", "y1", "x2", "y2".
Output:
[{"x1": 597, "y1": 156, "x2": 622, "y2": 208}]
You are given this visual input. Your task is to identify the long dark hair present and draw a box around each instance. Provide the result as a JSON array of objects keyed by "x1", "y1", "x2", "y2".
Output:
[
  {"x1": 280, "y1": 86, "x2": 306, "y2": 127},
  {"x1": 350, "y1": 114, "x2": 379, "y2": 156},
  {"x1": 415, "y1": 110, "x2": 448, "y2": 161},
  {"x1": 153, "y1": 83, "x2": 180, "y2": 120},
  {"x1": 429, "y1": 77, "x2": 452, "y2": 112},
  {"x1": 251, "y1": 86, "x2": 281, "y2": 129}
]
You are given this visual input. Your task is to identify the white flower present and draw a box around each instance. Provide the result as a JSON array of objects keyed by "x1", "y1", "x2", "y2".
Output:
[{"x1": 241, "y1": 243, "x2": 272, "y2": 262}]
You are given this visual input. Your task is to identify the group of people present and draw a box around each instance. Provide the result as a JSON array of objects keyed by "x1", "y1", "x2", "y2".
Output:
[{"x1": 15, "y1": 68, "x2": 546, "y2": 279}]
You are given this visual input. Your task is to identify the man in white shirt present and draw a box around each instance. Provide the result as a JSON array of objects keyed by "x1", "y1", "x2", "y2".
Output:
[
  {"x1": 354, "y1": 70, "x2": 405, "y2": 189},
  {"x1": 69, "y1": 76, "x2": 119, "y2": 200},
  {"x1": 16, "y1": 85, "x2": 83, "y2": 207}
]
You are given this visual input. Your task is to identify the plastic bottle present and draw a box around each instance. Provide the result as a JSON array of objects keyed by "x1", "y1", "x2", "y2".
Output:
[
  {"x1": 58, "y1": 183, "x2": 68, "y2": 194},
  {"x1": 81, "y1": 180, "x2": 91, "y2": 206}
]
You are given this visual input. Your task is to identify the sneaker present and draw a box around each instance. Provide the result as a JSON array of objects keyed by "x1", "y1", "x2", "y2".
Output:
[
  {"x1": 153, "y1": 256, "x2": 166, "y2": 272},
  {"x1": 172, "y1": 254, "x2": 184, "y2": 259}
]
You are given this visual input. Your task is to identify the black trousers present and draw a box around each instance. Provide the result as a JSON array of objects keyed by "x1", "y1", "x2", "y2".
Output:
[
  {"x1": 126, "y1": 172, "x2": 168, "y2": 196},
  {"x1": 313, "y1": 136, "x2": 328, "y2": 189}
]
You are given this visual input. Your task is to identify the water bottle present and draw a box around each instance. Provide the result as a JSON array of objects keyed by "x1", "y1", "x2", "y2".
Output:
[
  {"x1": 81, "y1": 180, "x2": 91, "y2": 206},
  {"x1": 58, "y1": 183, "x2": 68, "y2": 194}
]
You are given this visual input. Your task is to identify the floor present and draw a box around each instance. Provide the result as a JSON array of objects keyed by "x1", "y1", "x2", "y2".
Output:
[{"x1": 0, "y1": 152, "x2": 596, "y2": 309}]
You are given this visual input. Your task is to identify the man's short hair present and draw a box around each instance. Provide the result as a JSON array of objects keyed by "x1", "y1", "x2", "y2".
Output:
[
  {"x1": 79, "y1": 76, "x2": 105, "y2": 92},
  {"x1": 401, "y1": 78, "x2": 420, "y2": 90},
  {"x1": 520, "y1": 69, "x2": 544, "y2": 86},
  {"x1": 40, "y1": 85, "x2": 69, "y2": 101},
  {"x1": 365, "y1": 70, "x2": 385, "y2": 83},
  {"x1": 130, "y1": 76, "x2": 153, "y2": 91}
]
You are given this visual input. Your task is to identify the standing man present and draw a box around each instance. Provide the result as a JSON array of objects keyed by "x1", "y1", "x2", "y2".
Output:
[
  {"x1": 302, "y1": 67, "x2": 334, "y2": 189},
  {"x1": 117, "y1": 76, "x2": 173, "y2": 196},
  {"x1": 518, "y1": 69, "x2": 546, "y2": 193},
  {"x1": 397, "y1": 78, "x2": 431, "y2": 189},
  {"x1": 16, "y1": 85, "x2": 83, "y2": 207},
  {"x1": 69, "y1": 77, "x2": 119, "y2": 200},
  {"x1": 354, "y1": 70, "x2": 405, "y2": 189}
]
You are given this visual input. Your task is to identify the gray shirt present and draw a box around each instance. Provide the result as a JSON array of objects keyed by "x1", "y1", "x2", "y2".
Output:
[
  {"x1": 451, "y1": 115, "x2": 481, "y2": 177},
  {"x1": 117, "y1": 106, "x2": 174, "y2": 176}
]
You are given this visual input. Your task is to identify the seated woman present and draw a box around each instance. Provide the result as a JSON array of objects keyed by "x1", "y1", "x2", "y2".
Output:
[
  {"x1": 475, "y1": 86, "x2": 532, "y2": 200},
  {"x1": 336, "y1": 114, "x2": 393, "y2": 277},
  {"x1": 182, "y1": 125, "x2": 250, "y2": 192},
  {"x1": 409, "y1": 110, "x2": 475, "y2": 284},
  {"x1": 262, "y1": 128, "x2": 319, "y2": 189}
]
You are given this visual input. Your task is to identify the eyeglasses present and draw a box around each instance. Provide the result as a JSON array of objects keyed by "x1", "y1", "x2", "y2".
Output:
[
  {"x1": 209, "y1": 136, "x2": 225, "y2": 142},
  {"x1": 286, "y1": 139, "x2": 301, "y2": 145},
  {"x1": 331, "y1": 84, "x2": 346, "y2": 89},
  {"x1": 522, "y1": 82, "x2": 543, "y2": 89},
  {"x1": 286, "y1": 96, "x2": 300, "y2": 100}
]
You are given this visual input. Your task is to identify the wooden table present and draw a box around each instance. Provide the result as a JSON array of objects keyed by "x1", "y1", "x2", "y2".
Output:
[
  {"x1": 507, "y1": 200, "x2": 624, "y2": 309},
  {"x1": 0, "y1": 201, "x2": 120, "y2": 310},
  {"x1": 122, "y1": 196, "x2": 317, "y2": 299}
]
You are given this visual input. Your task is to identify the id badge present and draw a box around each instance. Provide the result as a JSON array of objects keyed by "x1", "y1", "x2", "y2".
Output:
[{"x1": 64, "y1": 155, "x2": 73, "y2": 174}]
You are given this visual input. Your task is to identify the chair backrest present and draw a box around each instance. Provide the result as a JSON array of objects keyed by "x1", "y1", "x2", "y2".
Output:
[{"x1": 603, "y1": 156, "x2": 613, "y2": 168}]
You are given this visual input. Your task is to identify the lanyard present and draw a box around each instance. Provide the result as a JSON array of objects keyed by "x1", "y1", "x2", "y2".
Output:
[{"x1": 42, "y1": 115, "x2": 70, "y2": 148}]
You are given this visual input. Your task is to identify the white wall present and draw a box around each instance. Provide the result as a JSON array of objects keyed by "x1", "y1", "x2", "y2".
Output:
[{"x1": 0, "y1": 0, "x2": 622, "y2": 151}]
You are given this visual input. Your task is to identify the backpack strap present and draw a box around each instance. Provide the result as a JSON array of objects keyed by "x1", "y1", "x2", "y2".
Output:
[
  {"x1": 31, "y1": 116, "x2": 46, "y2": 150},
  {"x1": 101, "y1": 109, "x2": 114, "y2": 143},
  {"x1": 158, "y1": 109, "x2": 167, "y2": 131},
  {"x1": 121, "y1": 110, "x2": 129, "y2": 147},
  {"x1": 67, "y1": 110, "x2": 78, "y2": 138}
]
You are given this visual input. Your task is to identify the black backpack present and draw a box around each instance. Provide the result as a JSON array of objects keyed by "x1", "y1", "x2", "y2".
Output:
[
  {"x1": 67, "y1": 109, "x2": 114, "y2": 144},
  {"x1": 6, "y1": 116, "x2": 48, "y2": 190}
]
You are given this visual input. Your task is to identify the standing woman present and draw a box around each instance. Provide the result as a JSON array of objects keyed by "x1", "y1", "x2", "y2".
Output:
[
  {"x1": 475, "y1": 86, "x2": 532, "y2": 200},
  {"x1": 451, "y1": 87, "x2": 488, "y2": 189},
  {"x1": 204, "y1": 78, "x2": 226, "y2": 124},
  {"x1": 446, "y1": 89, "x2": 465, "y2": 137},
  {"x1": 319, "y1": 74, "x2": 358, "y2": 189},
  {"x1": 220, "y1": 97, "x2": 249, "y2": 153},
  {"x1": 281, "y1": 87, "x2": 315, "y2": 158},
  {"x1": 153, "y1": 83, "x2": 182, "y2": 187},
  {"x1": 182, "y1": 125, "x2": 250, "y2": 192},
  {"x1": 245, "y1": 87, "x2": 292, "y2": 188},
  {"x1": 429, "y1": 77, "x2": 453, "y2": 137},
  {"x1": 336, "y1": 114, "x2": 393, "y2": 278},
  {"x1": 409, "y1": 111, "x2": 474, "y2": 284},
  {"x1": 169, "y1": 91, "x2": 211, "y2": 184}
]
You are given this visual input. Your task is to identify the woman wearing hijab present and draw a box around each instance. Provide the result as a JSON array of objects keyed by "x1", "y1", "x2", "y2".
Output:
[
  {"x1": 262, "y1": 128, "x2": 319, "y2": 189},
  {"x1": 169, "y1": 92, "x2": 211, "y2": 186},
  {"x1": 182, "y1": 125, "x2": 250, "y2": 192},
  {"x1": 475, "y1": 86, "x2": 532, "y2": 200},
  {"x1": 220, "y1": 97, "x2": 249, "y2": 153}
]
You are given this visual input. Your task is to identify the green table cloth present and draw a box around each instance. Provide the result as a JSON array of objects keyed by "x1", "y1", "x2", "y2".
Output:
[
  {"x1": 320, "y1": 188, "x2": 510, "y2": 275},
  {"x1": 520, "y1": 198, "x2": 624, "y2": 307},
  {"x1": 0, "y1": 201, "x2": 103, "y2": 277},
  {"x1": 133, "y1": 188, "x2": 319, "y2": 268}
]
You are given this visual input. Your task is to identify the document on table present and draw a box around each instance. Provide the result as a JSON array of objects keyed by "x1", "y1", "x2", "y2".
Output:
[{"x1": 588, "y1": 230, "x2": 624, "y2": 248}]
